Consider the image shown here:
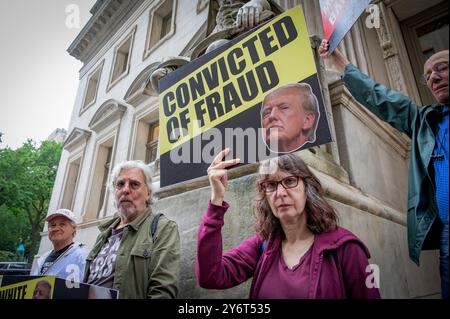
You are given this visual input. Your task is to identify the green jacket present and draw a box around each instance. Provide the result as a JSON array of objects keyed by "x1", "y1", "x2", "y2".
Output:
[
  {"x1": 343, "y1": 64, "x2": 442, "y2": 265},
  {"x1": 84, "y1": 208, "x2": 180, "y2": 298}
]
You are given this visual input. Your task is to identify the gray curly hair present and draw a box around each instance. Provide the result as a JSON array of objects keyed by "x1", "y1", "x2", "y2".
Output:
[{"x1": 109, "y1": 160, "x2": 153, "y2": 197}]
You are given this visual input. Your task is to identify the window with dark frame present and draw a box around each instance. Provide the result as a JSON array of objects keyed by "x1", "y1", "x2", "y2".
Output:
[
  {"x1": 98, "y1": 147, "x2": 112, "y2": 214},
  {"x1": 401, "y1": 2, "x2": 449, "y2": 105},
  {"x1": 111, "y1": 36, "x2": 133, "y2": 84},
  {"x1": 61, "y1": 157, "x2": 81, "y2": 210},
  {"x1": 82, "y1": 65, "x2": 102, "y2": 110},
  {"x1": 146, "y1": 122, "x2": 159, "y2": 164},
  {"x1": 160, "y1": 11, "x2": 172, "y2": 39},
  {"x1": 147, "y1": 0, "x2": 174, "y2": 51},
  {"x1": 416, "y1": 15, "x2": 449, "y2": 60}
]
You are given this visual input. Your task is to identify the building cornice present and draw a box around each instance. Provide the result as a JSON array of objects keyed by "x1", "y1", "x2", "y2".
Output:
[
  {"x1": 88, "y1": 99, "x2": 127, "y2": 133},
  {"x1": 63, "y1": 127, "x2": 92, "y2": 152},
  {"x1": 67, "y1": 0, "x2": 145, "y2": 64},
  {"x1": 124, "y1": 62, "x2": 161, "y2": 105},
  {"x1": 329, "y1": 80, "x2": 411, "y2": 159}
]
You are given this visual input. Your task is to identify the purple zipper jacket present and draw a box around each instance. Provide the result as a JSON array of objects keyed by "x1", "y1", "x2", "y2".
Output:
[{"x1": 196, "y1": 201, "x2": 381, "y2": 299}]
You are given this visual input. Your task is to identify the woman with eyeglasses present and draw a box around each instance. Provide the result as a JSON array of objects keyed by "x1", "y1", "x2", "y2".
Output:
[{"x1": 196, "y1": 149, "x2": 380, "y2": 298}]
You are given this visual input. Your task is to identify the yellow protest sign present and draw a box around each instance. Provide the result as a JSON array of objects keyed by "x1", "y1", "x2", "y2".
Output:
[
  {"x1": 158, "y1": 6, "x2": 332, "y2": 187},
  {"x1": 159, "y1": 6, "x2": 316, "y2": 155},
  {"x1": 0, "y1": 276, "x2": 55, "y2": 299}
]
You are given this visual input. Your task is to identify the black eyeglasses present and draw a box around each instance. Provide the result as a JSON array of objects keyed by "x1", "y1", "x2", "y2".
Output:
[
  {"x1": 421, "y1": 62, "x2": 448, "y2": 84},
  {"x1": 260, "y1": 176, "x2": 301, "y2": 193}
]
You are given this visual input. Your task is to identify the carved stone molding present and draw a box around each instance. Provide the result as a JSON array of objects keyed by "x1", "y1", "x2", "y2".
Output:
[
  {"x1": 329, "y1": 80, "x2": 410, "y2": 159},
  {"x1": 155, "y1": 158, "x2": 405, "y2": 226},
  {"x1": 68, "y1": 0, "x2": 145, "y2": 63},
  {"x1": 373, "y1": 0, "x2": 409, "y2": 95},
  {"x1": 63, "y1": 128, "x2": 92, "y2": 152},
  {"x1": 311, "y1": 35, "x2": 342, "y2": 166},
  {"x1": 88, "y1": 99, "x2": 127, "y2": 132},
  {"x1": 156, "y1": 146, "x2": 350, "y2": 200},
  {"x1": 124, "y1": 62, "x2": 161, "y2": 106},
  {"x1": 196, "y1": 0, "x2": 209, "y2": 14}
]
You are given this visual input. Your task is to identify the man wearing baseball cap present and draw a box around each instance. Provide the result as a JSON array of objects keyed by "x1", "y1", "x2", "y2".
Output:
[{"x1": 31, "y1": 208, "x2": 87, "y2": 283}]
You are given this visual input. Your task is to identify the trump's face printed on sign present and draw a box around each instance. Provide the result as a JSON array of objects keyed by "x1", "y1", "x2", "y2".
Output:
[{"x1": 261, "y1": 83, "x2": 319, "y2": 153}]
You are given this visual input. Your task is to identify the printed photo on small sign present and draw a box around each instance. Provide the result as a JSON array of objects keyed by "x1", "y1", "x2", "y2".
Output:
[
  {"x1": 319, "y1": 0, "x2": 372, "y2": 54},
  {"x1": 0, "y1": 276, "x2": 56, "y2": 299},
  {"x1": 159, "y1": 5, "x2": 332, "y2": 187},
  {"x1": 0, "y1": 275, "x2": 118, "y2": 299}
]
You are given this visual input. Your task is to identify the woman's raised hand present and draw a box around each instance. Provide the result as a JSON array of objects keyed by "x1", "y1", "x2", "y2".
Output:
[{"x1": 207, "y1": 148, "x2": 240, "y2": 206}]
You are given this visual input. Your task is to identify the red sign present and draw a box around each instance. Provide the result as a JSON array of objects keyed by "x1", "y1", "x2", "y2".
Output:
[
  {"x1": 319, "y1": 0, "x2": 371, "y2": 53},
  {"x1": 320, "y1": 0, "x2": 350, "y2": 40}
]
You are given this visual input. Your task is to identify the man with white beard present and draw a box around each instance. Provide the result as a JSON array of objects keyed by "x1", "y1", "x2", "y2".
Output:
[{"x1": 84, "y1": 161, "x2": 180, "y2": 299}]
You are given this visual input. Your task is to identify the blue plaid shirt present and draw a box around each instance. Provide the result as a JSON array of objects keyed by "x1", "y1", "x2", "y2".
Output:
[{"x1": 433, "y1": 105, "x2": 449, "y2": 225}]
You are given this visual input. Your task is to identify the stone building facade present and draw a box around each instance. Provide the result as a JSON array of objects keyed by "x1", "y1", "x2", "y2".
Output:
[
  {"x1": 34, "y1": 0, "x2": 448, "y2": 298},
  {"x1": 47, "y1": 128, "x2": 68, "y2": 143}
]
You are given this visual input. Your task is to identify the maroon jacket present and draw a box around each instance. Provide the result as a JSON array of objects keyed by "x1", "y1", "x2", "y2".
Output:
[{"x1": 196, "y1": 201, "x2": 381, "y2": 299}]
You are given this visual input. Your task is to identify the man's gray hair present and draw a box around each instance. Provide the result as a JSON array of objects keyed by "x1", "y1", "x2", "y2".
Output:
[{"x1": 109, "y1": 160, "x2": 153, "y2": 194}]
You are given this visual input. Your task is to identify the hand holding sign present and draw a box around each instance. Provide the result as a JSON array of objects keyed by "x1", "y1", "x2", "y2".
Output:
[
  {"x1": 208, "y1": 148, "x2": 240, "y2": 206},
  {"x1": 319, "y1": 39, "x2": 349, "y2": 74},
  {"x1": 319, "y1": 0, "x2": 372, "y2": 54}
]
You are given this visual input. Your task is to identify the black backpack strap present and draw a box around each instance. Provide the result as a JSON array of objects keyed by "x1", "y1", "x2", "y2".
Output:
[{"x1": 150, "y1": 213, "x2": 164, "y2": 243}]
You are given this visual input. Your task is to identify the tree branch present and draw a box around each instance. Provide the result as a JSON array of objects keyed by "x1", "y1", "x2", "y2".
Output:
[
  {"x1": 25, "y1": 206, "x2": 33, "y2": 225},
  {"x1": 31, "y1": 201, "x2": 39, "y2": 213}
]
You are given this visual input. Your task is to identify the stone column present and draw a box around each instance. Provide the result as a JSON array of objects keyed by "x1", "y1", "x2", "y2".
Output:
[{"x1": 372, "y1": 0, "x2": 409, "y2": 96}]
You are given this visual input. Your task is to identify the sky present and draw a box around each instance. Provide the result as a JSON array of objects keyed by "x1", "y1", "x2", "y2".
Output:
[{"x1": 0, "y1": 0, "x2": 96, "y2": 149}]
